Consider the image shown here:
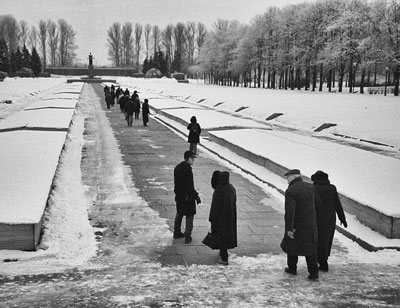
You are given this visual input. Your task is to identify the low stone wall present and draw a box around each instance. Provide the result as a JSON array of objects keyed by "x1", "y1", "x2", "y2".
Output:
[
  {"x1": 46, "y1": 67, "x2": 137, "y2": 76},
  {"x1": 209, "y1": 132, "x2": 400, "y2": 239}
]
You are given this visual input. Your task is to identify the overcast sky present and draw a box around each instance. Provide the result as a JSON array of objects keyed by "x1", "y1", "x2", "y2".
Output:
[{"x1": 2, "y1": 0, "x2": 311, "y2": 65}]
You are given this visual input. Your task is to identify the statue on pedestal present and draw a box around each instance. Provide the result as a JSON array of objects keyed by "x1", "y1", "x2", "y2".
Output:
[{"x1": 88, "y1": 53, "x2": 94, "y2": 66}]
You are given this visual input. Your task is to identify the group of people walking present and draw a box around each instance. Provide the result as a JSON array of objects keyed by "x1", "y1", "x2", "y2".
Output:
[
  {"x1": 281, "y1": 168, "x2": 347, "y2": 280},
  {"x1": 173, "y1": 150, "x2": 237, "y2": 266},
  {"x1": 174, "y1": 116, "x2": 347, "y2": 277},
  {"x1": 104, "y1": 84, "x2": 150, "y2": 127}
]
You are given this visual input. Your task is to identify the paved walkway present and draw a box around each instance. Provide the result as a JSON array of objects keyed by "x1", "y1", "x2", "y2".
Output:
[{"x1": 93, "y1": 84, "x2": 286, "y2": 266}]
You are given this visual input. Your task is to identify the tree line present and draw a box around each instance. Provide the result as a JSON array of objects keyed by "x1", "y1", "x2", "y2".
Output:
[
  {"x1": 0, "y1": 14, "x2": 77, "y2": 76},
  {"x1": 198, "y1": 0, "x2": 400, "y2": 95},
  {"x1": 106, "y1": 21, "x2": 207, "y2": 76}
]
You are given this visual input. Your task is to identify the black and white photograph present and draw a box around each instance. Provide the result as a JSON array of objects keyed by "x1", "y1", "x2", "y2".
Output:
[{"x1": 0, "y1": 0, "x2": 400, "y2": 307}]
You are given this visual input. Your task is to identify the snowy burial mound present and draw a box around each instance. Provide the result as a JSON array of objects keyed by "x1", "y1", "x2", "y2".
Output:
[{"x1": 0, "y1": 80, "x2": 83, "y2": 250}]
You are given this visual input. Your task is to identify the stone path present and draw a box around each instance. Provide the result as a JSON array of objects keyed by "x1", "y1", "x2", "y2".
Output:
[{"x1": 93, "y1": 84, "x2": 286, "y2": 266}]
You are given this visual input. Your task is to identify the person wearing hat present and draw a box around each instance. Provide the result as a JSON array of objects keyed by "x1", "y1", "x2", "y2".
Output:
[
  {"x1": 280, "y1": 169, "x2": 319, "y2": 280},
  {"x1": 173, "y1": 151, "x2": 201, "y2": 244},
  {"x1": 311, "y1": 170, "x2": 347, "y2": 272}
]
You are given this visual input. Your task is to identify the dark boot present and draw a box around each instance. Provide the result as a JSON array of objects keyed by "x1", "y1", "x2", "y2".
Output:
[
  {"x1": 284, "y1": 267, "x2": 297, "y2": 275},
  {"x1": 308, "y1": 274, "x2": 319, "y2": 281},
  {"x1": 184, "y1": 234, "x2": 192, "y2": 244},
  {"x1": 173, "y1": 231, "x2": 184, "y2": 239},
  {"x1": 319, "y1": 260, "x2": 329, "y2": 272}
]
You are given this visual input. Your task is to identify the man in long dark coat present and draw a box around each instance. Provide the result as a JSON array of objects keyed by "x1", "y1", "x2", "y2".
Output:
[
  {"x1": 281, "y1": 169, "x2": 319, "y2": 280},
  {"x1": 142, "y1": 99, "x2": 150, "y2": 126},
  {"x1": 124, "y1": 98, "x2": 135, "y2": 127},
  {"x1": 174, "y1": 151, "x2": 201, "y2": 244},
  {"x1": 312, "y1": 170, "x2": 347, "y2": 272},
  {"x1": 209, "y1": 171, "x2": 237, "y2": 265}
]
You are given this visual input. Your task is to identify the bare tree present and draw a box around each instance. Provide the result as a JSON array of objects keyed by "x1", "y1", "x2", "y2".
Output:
[
  {"x1": 0, "y1": 15, "x2": 20, "y2": 53},
  {"x1": 19, "y1": 20, "x2": 28, "y2": 47},
  {"x1": 121, "y1": 22, "x2": 133, "y2": 66},
  {"x1": 185, "y1": 22, "x2": 196, "y2": 66},
  {"x1": 134, "y1": 23, "x2": 143, "y2": 70},
  {"x1": 38, "y1": 20, "x2": 47, "y2": 71},
  {"x1": 58, "y1": 19, "x2": 76, "y2": 66},
  {"x1": 107, "y1": 22, "x2": 121, "y2": 66},
  {"x1": 172, "y1": 22, "x2": 186, "y2": 72},
  {"x1": 162, "y1": 24, "x2": 174, "y2": 72},
  {"x1": 144, "y1": 24, "x2": 151, "y2": 59},
  {"x1": 47, "y1": 20, "x2": 58, "y2": 67},
  {"x1": 152, "y1": 25, "x2": 161, "y2": 57},
  {"x1": 28, "y1": 25, "x2": 38, "y2": 50},
  {"x1": 196, "y1": 22, "x2": 207, "y2": 56}
]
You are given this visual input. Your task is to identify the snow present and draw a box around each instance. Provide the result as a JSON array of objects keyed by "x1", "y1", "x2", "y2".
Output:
[
  {"x1": 0, "y1": 108, "x2": 76, "y2": 130},
  {"x1": 155, "y1": 113, "x2": 400, "y2": 259},
  {"x1": 0, "y1": 130, "x2": 67, "y2": 223},
  {"x1": 161, "y1": 108, "x2": 269, "y2": 130},
  {"x1": 0, "y1": 84, "x2": 97, "y2": 274},
  {"x1": 116, "y1": 77, "x2": 400, "y2": 148},
  {"x1": 25, "y1": 98, "x2": 79, "y2": 110},
  {"x1": 210, "y1": 128, "x2": 400, "y2": 217}
]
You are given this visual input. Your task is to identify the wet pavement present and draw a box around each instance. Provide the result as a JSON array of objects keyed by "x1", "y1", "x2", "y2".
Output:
[{"x1": 0, "y1": 84, "x2": 399, "y2": 308}]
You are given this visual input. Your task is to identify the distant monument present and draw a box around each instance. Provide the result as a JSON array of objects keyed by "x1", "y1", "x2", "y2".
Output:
[
  {"x1": 88, "y1": 52, "x2": 94, "y2": 79},
  {"x1": 67, "y1": 52, "x2": 115, "y2": 83}
]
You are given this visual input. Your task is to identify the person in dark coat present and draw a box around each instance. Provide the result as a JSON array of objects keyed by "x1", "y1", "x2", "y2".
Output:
[
  {"x1": 311, "y1": 170, "x2": 347, "y2": 272},
  {"x1": 281, "y1": 169, "x2": 319, "y2": 280},
  {"x1": 124, "y1": 98, "x2": 135, "y2": 127},
  {"x1": 174, "y1": 151, "x2": 201, "y2": 244},
  {"x1": 110, "y1": 88, "x2": 116, "y2": 106},
  {"x1": 132, "y1": 91, "x2": 140, "y2": 119},
  {"x1": 119, "y1": 93, "x2": 129, "y2": 117},
  {"x1": 209, "y1": 171, "x2": 237, "y2": 265},
  {"x1": 187, "y1": 116, "x2": 201, "y2": 155},
  {"x1": 105, "y1": 92, "x2": 113, "y2": 109},
  {"x1": 142, "y1": 98, "x2": 150, "y2": 126}
]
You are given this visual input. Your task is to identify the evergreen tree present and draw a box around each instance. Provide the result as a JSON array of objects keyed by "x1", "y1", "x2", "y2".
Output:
[
  {"x1": 10, "y1": 47, "x2": 22, "y2": 73},
  {"x1": 142, "y1": 57, "x2": 149, "y2": 73},
  {"x1": 172, "y1": 49, "x2": 182, "y2": 72},
  {"x1": 30, "y1": 47, "x2": 42, "y2": 76},
  {"x1": 21, "y1": 44, "x2": 31, "y2": 68},
  {"x1": 0, "y1": 38, "x2": 9, "y2": 73},
  {"x1": 156, "y1": 50, "x2": 168, "y2": 76}
]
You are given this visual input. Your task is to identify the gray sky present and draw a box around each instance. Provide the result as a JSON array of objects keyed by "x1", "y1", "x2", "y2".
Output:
[{"x1": 2, "y1": 0, "x2": 309, "y2": 65}]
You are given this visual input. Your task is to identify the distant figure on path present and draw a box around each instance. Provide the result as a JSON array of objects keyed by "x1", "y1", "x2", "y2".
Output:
[
  {"x1": 173, "y1": 151, "x2": 201, "y2": 244},
  {"x1": 209, "y1": 170, "x2": 237, "y2": 266},
  {"x1": 142, "y1": 98, "x2": 150, "y2": 126},
  {"x1": 125, "y1": 97, "x2": 135, "y2": 127},
  {"x1": 132, "y1": 91, "x2": 140, "y2": 119},
  {"x1": 187, "y1": 116, "x2": 201, "y2": 155},
  {"x1": 280, "y1": 169, "x2": 319, "y2": 281},
  {"x1": 311, "y1": 170, "x2": 347, "y2": 272},
  {"x1": 88, "y1": 53, "x2": 94, "y2": 66},
  {"x1": 105, "y1": 92, "x2": 113, "y2": 110}
]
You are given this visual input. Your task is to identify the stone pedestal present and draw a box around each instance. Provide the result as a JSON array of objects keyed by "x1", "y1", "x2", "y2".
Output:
[{"x1": 88, "y1": 64, "x2": 94, "y2": 79}]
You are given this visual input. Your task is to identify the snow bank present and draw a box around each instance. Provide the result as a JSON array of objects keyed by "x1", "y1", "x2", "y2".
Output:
[
  {"x1": 0, "y1": 108, "x2": 76, "y2": 130},
  {"x1": 161, "y1": 108, "x2": 269, "y2": 130},
  {"x1": 0, "y1": 130, "x2": 68, "y2": 223},
  {"x1": 211, "y1": 128, "x2": 400, "y2": 217},
  {"x1": 117, "y1": 78, "x2": 400, "y2": 148}
]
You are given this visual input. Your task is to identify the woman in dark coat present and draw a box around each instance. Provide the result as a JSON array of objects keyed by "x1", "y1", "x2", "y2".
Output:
[
  {"x1": 132, "y1": 91, "x2": 140, "y2": 119},
  {"x1": 209, "y1": 171, "x2": 237, "y2": 265},
  {"x1": 312, "y1": 170, "x2": 347, "y2": 272},
  {"x1": 187, "y1": 116, "x2": 201, "y2": 155},
  {"x1": 142, "y1": 98, "x2": 150, "y2": 126}
]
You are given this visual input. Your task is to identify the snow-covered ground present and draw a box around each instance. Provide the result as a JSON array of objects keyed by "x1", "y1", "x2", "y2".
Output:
[
  {"x1": 116, "y1": 77, "x2": 400, "y2": 148},
  {"x1": 111, "y1": 78, "x2": 400, "y2": 217},
  {"x1": 0, "y1": 78, "x2": 399, "y2": 308}
]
